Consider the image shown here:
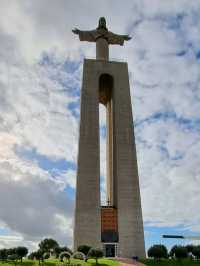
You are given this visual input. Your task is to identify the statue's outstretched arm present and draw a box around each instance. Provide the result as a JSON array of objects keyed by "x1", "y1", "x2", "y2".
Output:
[
  {"x1": 72, "y1": 28, "x2": 96, "y2": 42},
  {"x1": 108, "y1": 31, "x2": 132, "y2": 45},
  {"x1": 72, "y1": 28, "x2": 80, "y2": 35},
  {"x1": 123, "y1": 35, "x2": 132, "y2": 41}
]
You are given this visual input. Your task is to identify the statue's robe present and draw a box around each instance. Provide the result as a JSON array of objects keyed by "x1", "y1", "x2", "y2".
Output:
[{"x1": 78, "y1": 28, "x2": 126, "y2": 46}]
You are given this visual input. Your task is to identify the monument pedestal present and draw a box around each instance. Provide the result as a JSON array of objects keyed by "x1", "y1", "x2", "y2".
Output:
[{"x1": 74, "y1": 59, "x2": 145, "y2": 258}]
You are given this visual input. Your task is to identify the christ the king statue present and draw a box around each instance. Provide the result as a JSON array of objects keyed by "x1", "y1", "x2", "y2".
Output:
[{"x1": 72, "y1": 17, "x2": 131, "y2": 60}]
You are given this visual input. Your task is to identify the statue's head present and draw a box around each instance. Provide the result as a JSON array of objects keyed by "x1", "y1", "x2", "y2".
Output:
[{"x1": 98, "y1": 17, "x2": 107, "y2": 30}]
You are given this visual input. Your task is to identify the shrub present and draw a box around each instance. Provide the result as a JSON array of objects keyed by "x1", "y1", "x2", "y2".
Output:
[
  {"x1": 77, "y1": 245, "x2": 92, "y2": 256},
  {"x1": 72, "y1": 251, "x2": 86, "y2": 260},
  {"x1": 54, "y1": 246, "x2": 72, "y2": 258},
  {"x1": 186, "y1": 244, "x2": 194, "y2": 254},
  {"x1": 43, "y1": 252, "x2": 50, "y2": 259},
  {"x1": 59, "y1": 251, "x2": 71, "y2": 263},
  {"x1": 147, "y1": 245, "x2": 168, "y2": 260},
  {"x1": 7, "y1": 254, "x2": 19, "y2": 260},
  {"x1": 7, "y1": 254, "x2": 19, "y2": 266},
  {"x1": 192, "y1": 246, "x2": 200, "y2": 259},
  {"x1": 88, "y1": 248, "x2": 103, "y2": 265},
  {"x1": 28, "y1": 252, "x2": 36, "y2": 260},
  {"x1": 169, "y1": 245, "x2": 177, "y2": 258},
  {"x1": 173, "y1": 246, "x2": 188, "y2": 259},
  {"x1": 33, "y1": 249, "x2": 45, "y2": 265}
]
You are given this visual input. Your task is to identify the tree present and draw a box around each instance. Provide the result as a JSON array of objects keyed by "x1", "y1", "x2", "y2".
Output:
[
  {"x1": 88, "y1": 248, "x2": 103, "y2": 265},
  {"x1": 6, "y1": 248, "x2": 17, "y2": 256},
  {"x1": 77, "y1": 245, "x2": 92, "y2": 256},
  {"x1": 7, "y1": 254, "x2": 19, "y2": 266},
  {"x1": 186, "y1": 245, "x2": 195, "y2": 259},
  {"x1": 32, "y1": 249, "x2": 45, "y2": 265},
  {"x1": 43, "y1": 252, "x2": 50, "y2": 260},
  {"x1": 173, "y1": 246, "x2": 188, "y2": 260},
  {"x1": 39, "y1": 238, "x2": 59, "y2": 253},
  {"x1": 77, "y1": 245, "x2": 92, "y2": 261},
  {"x1": 54, "y1": 246, "x2": 72, "y2": 258},
  {"x1": 0, "y1": 249, "x2": 7, "y2": 261},
  {"x1": 192, "y1": 246, "x2": 200, "y2": 259},
  {"x1": 186, "y1": 244, "x2": 194, "y2": 254},
  {"x1": 147, "y1": 245, "x2": 168, "y2": 260},
  {"x1": 28, "y1": 252, "x2": 36, "y2": 260},
  {"x1": 169, "y1": 245, "x2": 178, "y2": 258},
  {"x1": 16, "y1": 247, "x2": 28, "y2": 262}
]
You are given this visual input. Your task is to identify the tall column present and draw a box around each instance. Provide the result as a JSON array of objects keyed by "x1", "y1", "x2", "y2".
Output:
[
  {"x1": 74, "y1": 59, "x2": 101, "y2": 250},
  {"x1": 112, "y1": 62, "x2": 146, "y2": 258}
]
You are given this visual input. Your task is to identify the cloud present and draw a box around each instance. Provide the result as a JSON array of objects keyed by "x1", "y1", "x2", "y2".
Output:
[
  {"x1": 0, "y1": 5, "x2": 81, "y2": 248},
  {"x1": 0, "y1": 158, "x2": 74, "y2": 245},
  {"x1": 127, "y1": 3, "x2": 200, "y2": 233}
]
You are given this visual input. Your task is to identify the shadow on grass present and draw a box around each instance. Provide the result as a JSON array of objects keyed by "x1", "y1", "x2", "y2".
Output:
[
  {"x1": 0, "y1": 259, "x2": 120, "y2": 266},
  {"x1": 43, "y1": 262, "x2": 57, "y2": 266},
  {"x1": 140, "y1": 258, "x2": 200, "y2": 266},
  {"x1": 88, "y1": 263, "x2": 108, "y2": 266},
  {"x1": 20, "y1": 262, "x2": 35, "y2": 266}
]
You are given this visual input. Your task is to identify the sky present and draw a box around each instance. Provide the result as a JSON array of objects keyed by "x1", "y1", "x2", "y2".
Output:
[{"x1": 0, "y1": 0, "x2": 200, "y2": 253}]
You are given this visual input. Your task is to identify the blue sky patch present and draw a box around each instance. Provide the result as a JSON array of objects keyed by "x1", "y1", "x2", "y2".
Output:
[
  {"x1": 0, "y1": 228, "x2": 9, "y2": 236},
  {"x1": 67, "y1": 101, "x2": 80, "y2": 119},
  {"x1": 144, "y1": 225, "x2": 198, "y2": 251},
  {"x1": 15, "y1": 145, "x2": 76, "y2": 172},
  {"x1": 136, "y1": 111, "x2": 200, "y2": 133},
  {"x1": 176, "y1": 50, "x2": 187, "y2": 56},
  {"x1": 196, "y1": 50, "x2": 200, "y2": 60}
]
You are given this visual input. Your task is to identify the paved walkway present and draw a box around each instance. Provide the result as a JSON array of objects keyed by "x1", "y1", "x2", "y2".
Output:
[{"x1": 116, "y1": 257, "x2": 146, "y2": 266}]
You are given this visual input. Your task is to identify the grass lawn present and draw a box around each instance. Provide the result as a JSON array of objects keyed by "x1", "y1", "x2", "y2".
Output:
[
  {"x1": 141, "y1": 258, "x2": 200, "y2": 266},
  {"x1": 0, "y1": 258, "x2": 120, "y2": 266}
]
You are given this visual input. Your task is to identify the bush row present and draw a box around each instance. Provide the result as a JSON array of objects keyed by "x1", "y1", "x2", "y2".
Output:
[
  {"x1": 0, "y1": 247, "x2": 28, "y2": 262},
  {"x1": 148, "y1": 244, "x2": 200, "y2": 260},
  {"x1": 0, "y1": 239, "x2": 103, "y2": 266}
]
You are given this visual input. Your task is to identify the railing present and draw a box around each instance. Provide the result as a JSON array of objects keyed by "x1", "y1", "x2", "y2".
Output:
[
  {"x1": 84, "y1": 56, "x2": 127, "y2": 63},
  {"x1": 101, "y1": 205, "x2": 115, "y2": 208}
]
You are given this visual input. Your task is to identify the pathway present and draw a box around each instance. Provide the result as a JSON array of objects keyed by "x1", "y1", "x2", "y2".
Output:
[{"x1": 117, "y1": 257, "x2": 146, "y2": 266}]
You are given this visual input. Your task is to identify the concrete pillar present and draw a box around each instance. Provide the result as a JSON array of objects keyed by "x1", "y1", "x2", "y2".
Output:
[
  {"x1": 112, "y1": 62, "x2": 146, "y2": 258},
  {"x1": 74, "y1": 59, "x2": 101, "y2": 250}
]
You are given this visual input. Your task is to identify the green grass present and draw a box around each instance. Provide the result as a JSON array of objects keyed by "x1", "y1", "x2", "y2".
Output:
[
  {"x1": 0, "y1": 258, "x2": 120, "y2": 266},
  {"x1": 141, "y1": 258, "x2": 200, "y2": 266}
]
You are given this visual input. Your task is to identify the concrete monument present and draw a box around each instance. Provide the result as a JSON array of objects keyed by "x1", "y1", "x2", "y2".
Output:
[{"x1": 73, "y1": 17, "x2": 145, "y2": 258}]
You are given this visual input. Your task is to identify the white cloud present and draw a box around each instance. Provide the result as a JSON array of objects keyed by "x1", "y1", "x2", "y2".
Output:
[
  {"x1": 0, "y1": 158, "x2": 74, "y2": 249},
  {"x1": 57, "y1": 169, "x2": 77, "y2": 190}
]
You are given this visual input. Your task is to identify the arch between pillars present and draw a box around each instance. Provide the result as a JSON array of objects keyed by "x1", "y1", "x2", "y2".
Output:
[
  {"x1": 99, "y1": 74, "x2": 114, "y2": 207},
  {"x1": 99, "y1": 74, "x2": 113, "y2": 105}
]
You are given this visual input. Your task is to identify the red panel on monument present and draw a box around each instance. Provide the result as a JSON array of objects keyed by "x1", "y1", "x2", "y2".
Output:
[{"x1": 101, "y1": 207, "x2": 118, "y2": 232}]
